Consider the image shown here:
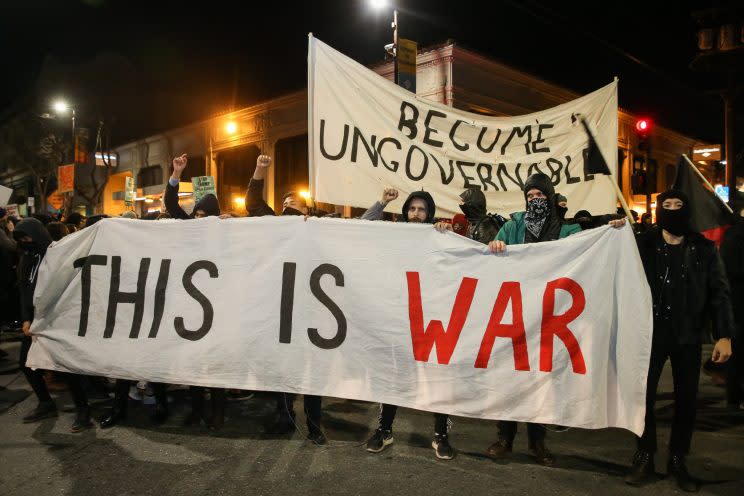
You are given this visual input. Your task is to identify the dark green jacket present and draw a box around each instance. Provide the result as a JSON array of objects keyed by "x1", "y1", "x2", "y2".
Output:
[{"x1": 494, "y1": 211, "x2": 581, "y2": 245}]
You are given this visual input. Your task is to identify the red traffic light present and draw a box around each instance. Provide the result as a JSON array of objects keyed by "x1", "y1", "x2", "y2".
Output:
[{"x1": 635, "y1": 119, "x2": 651, "y2": 134}]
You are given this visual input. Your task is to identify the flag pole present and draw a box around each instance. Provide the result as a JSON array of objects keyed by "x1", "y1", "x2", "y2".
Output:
[
  {"x1": 681, "y1": 154, "x2": 733, "y2": 214},
  {"x1": 580, "y1": 116, "x2": 636, "y2": 223}
]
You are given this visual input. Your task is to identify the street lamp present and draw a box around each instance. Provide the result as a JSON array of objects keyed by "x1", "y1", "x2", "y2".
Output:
[
  {"x1": 370, "y1": 0, "x2": 398, "y2": 84},
  {"x1": 51, "y1": 99, "x2": 76, "y2": 164}
]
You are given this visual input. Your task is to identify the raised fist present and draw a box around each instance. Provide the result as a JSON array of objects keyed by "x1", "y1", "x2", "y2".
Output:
[
  {"x1": 381, "y1": 188, "x2": 399, "y2": 205},
  {"x1": 172, "y1": 154, "x2": 188, "y2": 175},
  {"x1": 256, "y1": 155, "x2": 272, "y2": 168}
]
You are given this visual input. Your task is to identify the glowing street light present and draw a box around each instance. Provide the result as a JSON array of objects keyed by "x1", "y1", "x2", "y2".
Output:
[
  {"x1": 225, "y1": 121, "x2": 238, "y2": 134},
  {"x1": 370, "y1": 0, "x2": 388, "y2": 8},
  {"x1": 369, "y1": 0, "x2": 398, "y2": 84}
]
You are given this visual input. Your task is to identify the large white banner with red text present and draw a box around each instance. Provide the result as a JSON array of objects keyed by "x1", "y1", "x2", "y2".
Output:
[
  {"x1": 27, "y1": 217, "x2": 651, "y2": 434},
  {"x1": 308, "y1": 35, "x2": 618, "y2": 217}
]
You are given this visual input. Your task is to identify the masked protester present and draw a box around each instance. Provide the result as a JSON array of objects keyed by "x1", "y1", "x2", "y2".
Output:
[
  {"x1": 555, "y1": 193, "x2": 568, "y2": 221},
  {"x1": 361, "y1": 187, "x2": 455, "y2": 460},
  {"x1": 244, "y1": 154, "x2": 326, "y2": 445},
  {"x1": 451, "y1": 214, "x2": 469, "y2": 236},
  {"x1": 572, "y1": 209, "x2": 596, "y2": 231},
  {"x1": 13, "y1": 218, "x2": 92, "y2": 432},
  {"x1": 626, "y1": 189, "x2": 734, "y2": 492},
  {"x1": 456, "y1": 187, "x2": 506, "y2": 244},
  {"x1": 164, "y1": 155, "x2": 221, "y2": 219},
  {"x1": 720, "y1": 204, "x2": 744, "y2": 411}
]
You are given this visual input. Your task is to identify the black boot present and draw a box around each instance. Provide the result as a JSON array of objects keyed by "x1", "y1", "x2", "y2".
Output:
[
  {"x1": 624, "y1": 449, "x2": 655, "y2": 486},
  {"x1": 667, "y1": 453, "x2": 700, "y2": 492},
  {"x1": 22, "y1": 401, "x2": 57, "y2": 423},
  {"x1": 99, "y1": 408, "x2": 127, "y2": 429},
  {"x1": 70, "y1": 407, "x2": 93, "y2": 433}
]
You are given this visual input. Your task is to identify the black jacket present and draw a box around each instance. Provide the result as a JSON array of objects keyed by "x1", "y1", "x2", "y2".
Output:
[
  {"x1": 245, "y1": 178, "x2": 277, "y2": 217},
  {"x1": 164, "y1": 181, "x2": 221, "y2": 219},
  {"x1": 459, "y1": 188, "x2": 505, "y2": 245},
  {"x1": 721, "y1": 221, "x2": 744, "y2": 337},
  {"x1": 637, "y1": 226, "x2": 735, "y2": 344},
  {"x1": 13, "y1": 218, "x2": 52, "y2": 322}
]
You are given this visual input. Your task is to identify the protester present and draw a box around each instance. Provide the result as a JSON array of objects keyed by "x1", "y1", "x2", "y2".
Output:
[
  {"x1": 13, "y1": 218, "x2": 92, "y2": 432},
  {"x1": 436, "y1": 187, "x2": 505, "y2": 244},
  {"x1": 719, "y1": 203, "x2": 744, "y2": 411},
  {"x1": 45, "y1": 222, "x2": 69, "y2": 241},
  {"x1": 362, "y1": 186, "x2": 455, "y2": 460},
  {"x1": 64, "y1": 212, "x2": 86, "y2": 232},
  {"x1": 244, "y1": 154, "x2": 326, "y2": 444},
  {"x1": 625, "y1": 189, "x2": 734, "y2": 492},
  {"x1": 165, "y1": 153, "x2": 221, "y2": 219},
  {"x1": 555, "y1": 193, "x2": 568, "y2": 220}
]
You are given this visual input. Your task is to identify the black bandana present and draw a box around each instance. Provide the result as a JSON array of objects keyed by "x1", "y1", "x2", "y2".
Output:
[{"x1": 525, "y1": 198, "x2": 550, "y2": 239}]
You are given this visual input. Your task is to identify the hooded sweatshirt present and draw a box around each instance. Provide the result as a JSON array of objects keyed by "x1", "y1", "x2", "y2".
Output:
[
  {"x1": 13, "y1": 218, "x2": 53, "y2": 322},
  {"x1": 459, "y1": 188, "x2": 506, "y2": 244},
  {"x1": 164, "y1": 179, "x2": 221, "y2": 219},
  {"x1": 362, "y1": 190, "x2": 437, "y2": 224},
  {"x1": 495, "y1": 172, "x2": 580, "y2": 245}
]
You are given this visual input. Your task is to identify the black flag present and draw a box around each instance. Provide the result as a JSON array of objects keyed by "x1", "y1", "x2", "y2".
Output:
[{"x1": 580, "y1": 116, "x2": 611, "y2": 175}]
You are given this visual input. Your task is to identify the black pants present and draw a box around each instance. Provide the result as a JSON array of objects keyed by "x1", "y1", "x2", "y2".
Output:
[
  {"x1": 190, "y1": 386, "x2": 225, "y2": 424},
  {"x1": 20, "y1": 336, "x2": 88, "y2": 409},
  {"x1": 726, "y1": 337, "x2": 743, "y2": 405},
  {"x1": 278, "y1": 393, "x2": 322, "y2": 431},
  {"x1": 378, "y1": 403, "x2": 449, "y2": 434},
  {"x1": 112, "y1": 379, "x2": 168, "y2": 413},
  {"x1": 637, "y1": 341, "x2": 701, "y2": 454},
  {"x1": 497, "y1": 421, "x2": 546, "y2": 448}
]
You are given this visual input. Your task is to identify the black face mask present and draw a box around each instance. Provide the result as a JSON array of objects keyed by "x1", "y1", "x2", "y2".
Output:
[
  {"x1": 556, "y1": 205, "x2": 568, "y2": 220},
  {"x1": 459, "y1": 203, "x2": 481, "y2": 220},
  {"x1": 656, "y1": 207, "x2": 689, "y2": 236},
  {"x1": 282, "y1": 206, "x2": 304, "y2": 216}
]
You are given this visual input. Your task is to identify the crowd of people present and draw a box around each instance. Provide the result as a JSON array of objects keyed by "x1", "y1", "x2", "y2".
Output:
[{"x1": 1, "y1": 152, "x2": 742, "y2": 493}]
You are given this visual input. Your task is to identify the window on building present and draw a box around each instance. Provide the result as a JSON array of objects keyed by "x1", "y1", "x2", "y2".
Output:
[{"x1": 137, "y1": 165, "x2": 163, "y2": 188}]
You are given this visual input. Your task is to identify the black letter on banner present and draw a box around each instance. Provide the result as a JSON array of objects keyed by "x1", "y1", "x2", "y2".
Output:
[
  {"x1": 422, "y1": 110, "x2": 447, "y2": 148},
  {"x1": 456, "y1": 161, "x2": 477, "y2": 188},
  {"x1": 428, "y1": 154, "x2": 455, "y2": 184},
  {"x1": 545, "y1": 158, "x2": 563, "y2": 186},
  {"x1": 105, "y1": 257, "x2": 150, "y2": 339},
  {"x1": 582, "y1": 149, "x2": 595, "y2": 182},
  {"x1": 319, "y1": 119, "x2": 349, "y2": 160},
  {"x1": 496, "y1": 163, "x2": 525, "y2": 191},
  {"x1": 405, "y1": 145, "x2": 428, "y2": 181},
  {"x1": 564, "y1": 155, "x2": 580, "y2": 184},
  {"x1": 527, "y1": 163, "x2": 546, "y2": 177},
  {"x1": 279, "y1": 262, "x2": 296, "y2": 343},
  {"x1": 73, "y1": 255, "x2": 108, "y2": 337},
  {"x1": 449, "y1": 120, "x2": 470, "y2": 151},
  {"x1": 532, "y1": 123, "x2": 554, "y2": 154},
  {"x1": 148, "y1": 259, "x2": 171, "y2": 338},
  {"x1": 398, "y1": 101, "x2": 419, "y2": 139},
  {"x1": 477, "y1": 163, "x2": 499, "y2": 191},
  {"x1": 308, "y1": 264, "x2": 347, "y2": 349},
  {"x1": 351, "y1": 127, "x2": 379, "y2": 166},
  {"x1": 377, "y1": 137, "x2": 401, "y2": 172},
  {"x1": 477, "y1": 127, "x2": 501, "y2": 153},
  {"x1": 175, "y1": 261, "x2": 218, "y2": 342},
  {"x1": 501, "y1": 126, "x2": 532, "y2": 155}
]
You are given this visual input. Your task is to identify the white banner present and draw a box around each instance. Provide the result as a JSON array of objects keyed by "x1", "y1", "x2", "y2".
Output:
[
  {"x1": 27, "y1": 217, "x2": 651, "y2": 434},
  {"x1": 308, "y1": 36, "x2": 618, "y2": 217}
]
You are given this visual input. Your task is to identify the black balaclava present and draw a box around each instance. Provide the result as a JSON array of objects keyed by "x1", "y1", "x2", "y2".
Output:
[
  {"x1": 13, "y1": 217, "x2": 53, "y2": 253},
  {"x1": 555, "y1": 193, "x2": 568, "y2": 220},
  {"x1": 402, "y1": 191, "x2": 436, "y2": 224},
  {"x1": 193, "y1": 193, "x2": 221, "y2": 217},
  {"x1": 281, "y1": 206, "x2": 304, "y2": 216},
  {"x1": 459, "y1": 188, "x2": 486, "y2": 221},
  {"x1": 656, "y1": 189, "x2": 691, "y2": 236},
  {"x1": 523, "y1": 173, "x2": 555, "y2": 239}
]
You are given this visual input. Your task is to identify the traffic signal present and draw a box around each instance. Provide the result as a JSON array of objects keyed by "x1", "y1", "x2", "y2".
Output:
[{"x1": 635, "y1": 118, "x2": 652, "y2": 150}]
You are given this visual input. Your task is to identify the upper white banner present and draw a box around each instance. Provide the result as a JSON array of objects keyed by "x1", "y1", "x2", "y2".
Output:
[
  {"x1": 308, "y1": 36, "x2": 618, "y2": 217},
  {"x1": 27, "y1": 217, "x2": 651, "y2": 434}
]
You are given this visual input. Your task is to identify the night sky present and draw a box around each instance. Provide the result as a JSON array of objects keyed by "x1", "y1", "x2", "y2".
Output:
[{"x1": 0, "y1": 0, "x2": 734, "y2": 147}]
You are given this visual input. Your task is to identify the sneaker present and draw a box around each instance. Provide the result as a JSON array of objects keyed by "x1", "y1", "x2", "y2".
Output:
[
  {"x1": 624, "y1": 449, "x2": 655, "y2": 486},
  {"x1": 22, "y1": 402, "x2": 58, "y2": 423},
  {"x1": 485, "y1": 437, "x2": 513, "y2": 459},
  {"x1": 307, "y1": 429, "x2": 328, "y2": 446},
  {"x1": 70, "y1": 408, "x2": 93, "y2": 433},
  {"x1": 366, "y1": 428, "x2": 394, "y2": 453},
  {"x1": 432, "y1": 433, "x2": 455, "y2": 460},
  {"x1": 667, "y1": 453, "x2": 700, "y2": 492}
]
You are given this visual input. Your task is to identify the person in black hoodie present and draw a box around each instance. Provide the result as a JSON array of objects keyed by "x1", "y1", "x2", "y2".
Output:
[
  {"x1": 720, "y1": 203, "x2": 744, "y2": 410},
  {"x1": 13, "y1": 218, "x2": 92, "y2": 432},
  {"x1": 361, "y1": 186, "x2": 455, "y2": 460},
  {"x1": 245, "y1": 154, "x2": 327, "y2": 445},
  {"x1": 435, "y1": 187, "x2": 505, "y2": 244},
  {"x1": 165, "y1": 153, "x2": 221, "y2": 219},
  {"x1": 625, "y1": 189, "x2": 734, "y2": 492}
]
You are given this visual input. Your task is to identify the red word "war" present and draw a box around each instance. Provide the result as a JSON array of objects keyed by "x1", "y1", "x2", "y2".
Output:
[{"x1": 405, "y1": 272, "x2": 587, "y2": 374}]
